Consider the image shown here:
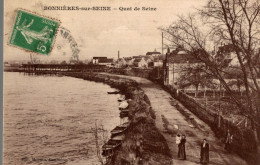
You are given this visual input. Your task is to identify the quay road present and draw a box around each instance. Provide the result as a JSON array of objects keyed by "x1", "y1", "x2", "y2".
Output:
[{"x1": 100, "y1": 73, "x2": 247, "y2": 165}]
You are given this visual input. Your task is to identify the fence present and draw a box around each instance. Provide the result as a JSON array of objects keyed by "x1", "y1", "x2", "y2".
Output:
[{"x1": 164, "y1": 85, "x2": 258, "y2": 164}]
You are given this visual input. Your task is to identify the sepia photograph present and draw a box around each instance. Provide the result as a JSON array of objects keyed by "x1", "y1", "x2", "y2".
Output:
[{"x1": 2, "y1": 0, "x2": 260, "y2": 164}]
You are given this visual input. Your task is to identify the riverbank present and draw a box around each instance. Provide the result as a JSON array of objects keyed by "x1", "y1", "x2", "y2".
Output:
[
  {"x1": 99, "y1": 73, "x2": 248, "y2": 165},
  {"x1": 63, "y1": 72, "x2": 173, "y2": 165},
  {"x1": 6, "y1": 71, "x2": 250, "y2": 164}
]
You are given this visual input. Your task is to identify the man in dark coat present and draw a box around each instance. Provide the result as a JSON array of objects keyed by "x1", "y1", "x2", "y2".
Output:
[
  {"x1": 179, "y1": 135, "x2": 186, "y2": 160},
  {"x1": 200, "y1": 139, "x2": 209, "y2": 165}
]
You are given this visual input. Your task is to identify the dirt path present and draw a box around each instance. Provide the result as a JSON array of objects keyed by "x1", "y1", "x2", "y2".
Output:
[{"x1": 101, "y1": 73, "x2": 247, "y2": 165}]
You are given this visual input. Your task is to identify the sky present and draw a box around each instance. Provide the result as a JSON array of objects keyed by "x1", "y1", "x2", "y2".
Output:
[{"x1": 4, "y1": 0, "x2": 207, "y2": 62}]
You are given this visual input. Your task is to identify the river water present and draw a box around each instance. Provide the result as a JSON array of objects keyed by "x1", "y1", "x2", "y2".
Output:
[{"x1": 3, "y1": 72, "x2": 121, "y2": 165}]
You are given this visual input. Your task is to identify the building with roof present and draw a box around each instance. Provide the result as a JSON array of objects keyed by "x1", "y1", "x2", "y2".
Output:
[
  {"x1": 117, "y1": 57, "x2": 135, "y2": 68},
  {"x1": 126, "y1": 58, "x2": 135, "y2": 66},
  {"x1": 117, "y1": 58, "x2": 127, "y2": 68},
  {"x1": 152, "y1": 55, "x2": 164, "y2": 67},
  {"x1": 92, "y1": 57, "x2": 114, "y2": 67},
  {"x1": 146, "y1": 49, "x2": 161, "y2": 57},
  {"x1": 164, "y1": 46, "x2": 202, "y2": 87},
  {"x1": 133, "y1": 57, "x2": 149, "y2": 68},
  {"x1": 132, "y1": 54, "x2": 162, "y2": 68}
]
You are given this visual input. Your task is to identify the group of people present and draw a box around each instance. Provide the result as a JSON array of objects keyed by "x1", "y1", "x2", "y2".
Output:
[
  {"x1": 224, "y1": 129, "x2": 233, "y2": 152},
  {"x1": 176, "y1": 134, "x2": 209, "y2": 165},
  {"x1": 175, "y1": 130, "x2": 233, "y2": 164},
  {"x1": 176, "y1": 134, "x2": 186, "y2": 160}
]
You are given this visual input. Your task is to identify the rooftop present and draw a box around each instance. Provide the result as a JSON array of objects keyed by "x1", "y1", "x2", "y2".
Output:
[
  {"x1": 146, "y1": 49, "x2": 161, "y2": 55},
  {"x1": 99, "y1": 58, "x2": 113, "y2": 63},
  {"x1": 93, "y1": 57, "x2": 107, "y2": 59},
  {"x1": 146, "y1": 51, "x2": 161, "y2": 55},
  {"x1": 167, "y1": 49, "x2": 200, "y2": 63}
]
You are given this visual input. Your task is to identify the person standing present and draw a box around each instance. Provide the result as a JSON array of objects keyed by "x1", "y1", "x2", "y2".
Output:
[
  {"x1": 176, "y1": 134, "x2": 181, "y2": 158},
  {"x1": 224, "y1": 129, "x2": 233, "y2": 152},
  {"x1": 200, "y1": 139, "x2": 209, "y2": 165},
  {"x1": 179, "y1": 135, "x2": 186, "y2": 160},
  {"x1": 135, "y1": 138, "x2": 143, "y2": 164}
]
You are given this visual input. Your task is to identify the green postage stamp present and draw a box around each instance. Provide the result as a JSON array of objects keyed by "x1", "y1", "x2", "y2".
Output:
[{"x1": 9, "y1": 9, "x2": 60, "y2": 55}]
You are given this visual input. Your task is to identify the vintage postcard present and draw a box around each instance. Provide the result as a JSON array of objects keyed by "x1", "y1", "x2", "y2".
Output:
[{"x1": 3, "y1": 0, "x2": 260, "y2": 165}]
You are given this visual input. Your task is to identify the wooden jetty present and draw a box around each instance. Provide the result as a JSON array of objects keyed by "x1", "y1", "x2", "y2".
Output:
[{"x1": 21, "y1": 64, "x2": 107, "y2": 73}]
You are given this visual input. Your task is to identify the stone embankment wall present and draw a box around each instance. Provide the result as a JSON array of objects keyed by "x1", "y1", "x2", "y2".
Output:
[
  {"x1": 63, "y1": 72, "x2": 172, "y2": 165},
  {"x1": 164, "y1": 85, "x2": 259, "y2": 164}
]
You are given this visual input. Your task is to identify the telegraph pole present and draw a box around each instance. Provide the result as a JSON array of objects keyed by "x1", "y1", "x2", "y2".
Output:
[
  {"x1": 117, "y1": 50, "x2": 120, "y2": 68},
  {"x1": 158, "y1": 32, "x2": 164, "y2": 78},
  {"x1": 162, "y1": 32, "x2": 164, "y2": 57}
]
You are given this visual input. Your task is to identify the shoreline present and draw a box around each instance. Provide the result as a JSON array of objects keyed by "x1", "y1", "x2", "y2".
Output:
[
  {"x1": 4, "y1": 71, "x2": 253, "y2": 164},
  {"x1": 63, "y1": 72, "x2": 173, "y2": 165}
]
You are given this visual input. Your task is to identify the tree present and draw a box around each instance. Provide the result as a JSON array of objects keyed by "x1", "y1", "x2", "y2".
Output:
[
  {"x1": 60, "y1": 60, "x2": 67, "y2": 65},
  {"x1": 161, "y1": 0, "x2": 260, "y2": 148},
  {"x1": 177, "y1": 63, "x2": 216, "y2": 97},
  {"x1": 50, "y1": 60, "x2": 58, "y2": 64}
]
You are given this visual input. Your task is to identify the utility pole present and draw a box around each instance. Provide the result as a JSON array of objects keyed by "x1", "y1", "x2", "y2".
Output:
[
  {"x1": 117, "y1": 50, "x2": 120, "y2": 68},
  {"x1": 159, "y1": 32, "x2": 164, "y2": 79},
  {"x1": 162, "y1": 32, "x2": 164, "y2": 57}
]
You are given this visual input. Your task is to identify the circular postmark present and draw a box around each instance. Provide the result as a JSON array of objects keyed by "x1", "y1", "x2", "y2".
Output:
[{"x1": 57, "y1": 26, "x2": 80, "y2": 63}]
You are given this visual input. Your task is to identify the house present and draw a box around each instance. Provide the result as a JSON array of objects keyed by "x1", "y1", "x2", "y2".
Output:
[
  {"x1": 117, "y1": 57, "x2": 135, "y2": 68},
  {"x1": 101, "y1": 58, "x2": 114, "y2": 67},
  {"x1": 133, "y1": 57, "x2": 142, "y2": 67},
  {"x1": 133, "y1": 57, "x2": 149, "y2": 68},
  {"x1": 164, "y1": 46, "x2": 201, "y2": 87},
  {"x1": 144, "y1": 56, "x2": 153, "y2": 64},
  {"x1": 153, "y1": 55, "x2": 164, "y2": 67},
  {"x1": 126, "y1": 58, "x2": 135, "y2": 66},
  {"x1": 92, "y1": 57, "x2": 107, "y2": 64},
  {"x1": 92, "y1": 57, "x2": 114, "y2": 66},
  {"x1": 117, "y1": 58, "x2": 127, "y2": 68},
  {"x1": 146, "y1": 49, "x2": 161, "y2": 57}
]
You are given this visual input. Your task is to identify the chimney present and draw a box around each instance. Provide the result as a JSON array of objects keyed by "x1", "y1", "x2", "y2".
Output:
[{"x1": 118, "y1": 51, "x2": 120, "y2": 60}]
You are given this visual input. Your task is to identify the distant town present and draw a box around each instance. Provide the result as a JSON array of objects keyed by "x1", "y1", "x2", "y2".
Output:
[{"x1": 5, "y1": 44, "x2": 260, "y2": 92}]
